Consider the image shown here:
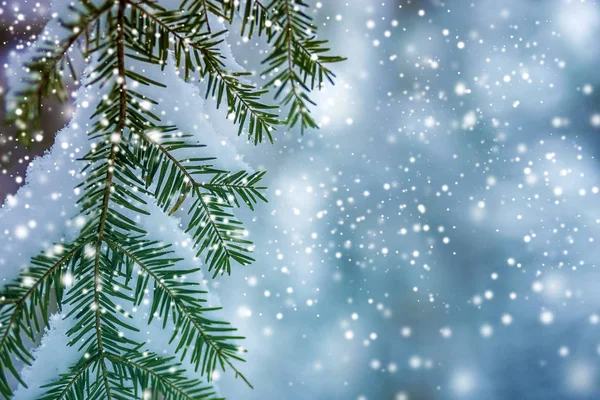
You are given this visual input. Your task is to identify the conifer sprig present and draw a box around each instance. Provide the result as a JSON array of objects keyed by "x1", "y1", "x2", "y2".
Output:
[
  {"x1": 215, "y1": 0, "x2": 346, "y2": 130},
  {"x1": 0, "y1": 240, "x2": 88, "y2": 396},
  {"x1": 127, "y1": 0, "x2": 281, "y2": 144},
  {"x1": 1, "y1": 0, "x2": 343, "y2": 398},
  {"x1": 262, "y1": 0, "x2": 345, "y2": 130},
  {"x1": 7, "y1": 0, "x2": 115, "y2": 145},
  {"x1": 104, "y1": 238, "x2": 252, "y2": 386}
]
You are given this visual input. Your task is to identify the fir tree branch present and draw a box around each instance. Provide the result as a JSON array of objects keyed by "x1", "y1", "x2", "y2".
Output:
[
  {"x1": 281, "y1": 0, "x2": 312, "y2": 129},
  {"x1": 127, "y1": 0, "x2": 280, "y2": 143},
  {"x1": 253, "y1": 0, "x2": 339, "y2": 75},
  {"x1": 0, "y1": 240, "x2": 88, "y2": 398},
  {"x1": 199, "y1": 170, "x2": 268, "y2": 210},
  {"x1": 106, "y1": 352, "x2": 221, "y2": 399},
  {"x1": 106, "y1": 354, "x2": 196, "y2": 400},
  {"x1": 87, "y1": 1, "x2": 129, "y2": 397},
  {"x1": 1, "y1": 0, "x2": 343, "y2": 397},
  {"x1": 7, "y1": 0, "x2": 115, "y2": 146},
  {"x1": 217, "y1": 0, "x2": 346, "y2": 131},
  {"x1": 104, "y1": 238, "x2": 253, "y2": 388},
  {"x1": 40, "y1": 354, "x2": 101, "y2": 400},
  {"x1": 132, "y1": 128, "x2": 266, "y2": 276}
]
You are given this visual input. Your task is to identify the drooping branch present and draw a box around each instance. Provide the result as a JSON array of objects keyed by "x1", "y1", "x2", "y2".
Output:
[
  {"x1": 104, "y1": 238, "x2": 253, "y2": 388},
  {"x1": 8, "y1": 0, "x2": 115, "y2": 146},
  {"x1": 128, "y1": 0, "x2": 280, "y2": 143},
  {"x1": 0, "y1": 240, "x2": 88, "y2": 398}
]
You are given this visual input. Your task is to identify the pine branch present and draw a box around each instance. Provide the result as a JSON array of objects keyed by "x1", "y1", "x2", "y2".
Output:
[
  {"x1": 255, "y1": 0, "x2": 342, "y2": 82},
  {"x1": 39, "y1": 354, "x2": 103, "y2": 400},
  {"x1": 77, "y1": 1, "x2": 130, "y2": 397},
  {"x1": 262, "y1": 0, "x2": 338, "y2": 130},
  {"x1": 214, "y1": 0, "x2": 346, "y2": 131},
  {"x1": 127, "y1": 0, "x2": 281, "y2": 144},
  {"x1": 106, "y1": 352, "x2": 221, "y2": 400},
  {"x1": 199, "y1": 170, "x2": 268, "y2": 210},
  {"x1": 129, "y1": 128, "x2": 267, "y2": 276},
  {"x1": 6, "y1": 0, "x2": 115, "y2": 146},
  {"x1": 104, "y1": 237, "x2": 252, "y2": 387},
  {"x1": 0, "y1": 240, "x2": 88, "y2": 398},
  {"x1": 1, "y1": 0, "x2": 343, "y2": 397}
]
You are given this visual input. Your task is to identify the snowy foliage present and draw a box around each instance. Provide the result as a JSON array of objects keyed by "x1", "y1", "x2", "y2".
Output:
[{"x1": 0, "y1": 0, "x2": 342, "y2": 398}]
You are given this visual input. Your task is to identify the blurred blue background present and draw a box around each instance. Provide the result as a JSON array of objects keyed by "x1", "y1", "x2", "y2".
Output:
[{"x1": 4, "y1": 0, "x2": 600, "y2": 399}]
